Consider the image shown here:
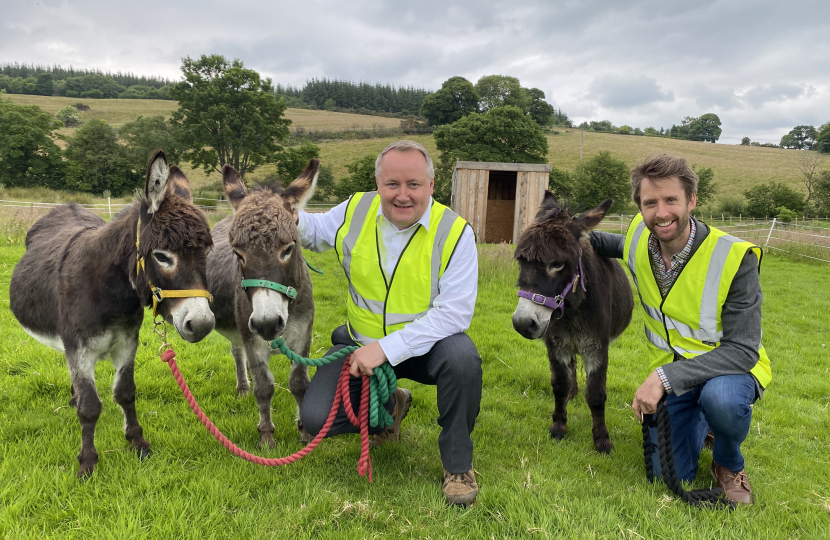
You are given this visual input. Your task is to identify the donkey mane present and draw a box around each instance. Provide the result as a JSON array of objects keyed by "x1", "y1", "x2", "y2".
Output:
[
  {"x1": 229, "y1": 189, "x2": 297, "y2": 249},
  {"x1": 141, "y1": 195, "x2": 212, "y2": 253}
]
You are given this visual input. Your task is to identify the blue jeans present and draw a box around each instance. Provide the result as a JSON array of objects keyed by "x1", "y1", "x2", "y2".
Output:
[{"x1": 647, "y1": 374, "x2": 757, "y2": 482}]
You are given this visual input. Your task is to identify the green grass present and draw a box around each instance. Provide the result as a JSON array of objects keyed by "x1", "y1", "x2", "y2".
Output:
[{"x1": 1, "y1": 231, "x2": 828, "y2": 538}]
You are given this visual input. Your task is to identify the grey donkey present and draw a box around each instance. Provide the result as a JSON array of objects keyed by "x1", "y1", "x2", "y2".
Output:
[
  {"x1": 208, "y1": 159, "x2": 319, "y2": 447},
  {"x1": 9, "y1": 150, "x2": 215, "y2": 478}
]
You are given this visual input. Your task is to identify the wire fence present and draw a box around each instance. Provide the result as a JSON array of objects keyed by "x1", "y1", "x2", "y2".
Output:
[{"x1": 594, "y1": 214, "x2": 830, "y2": 264}]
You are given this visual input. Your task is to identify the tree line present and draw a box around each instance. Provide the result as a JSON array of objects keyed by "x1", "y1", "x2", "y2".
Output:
[
  {"x1": 575, "y1": 114, "x2": 723, "y2": 143},
  {"x1": 739, "y1": 123, "x2": 830, "y2": 153},
  {"x1": 275, "y1": 79, "x2": 431, "y2": 116},
  {"x1": 0, "y1": 63, "x2": 175, "y2": 100}
]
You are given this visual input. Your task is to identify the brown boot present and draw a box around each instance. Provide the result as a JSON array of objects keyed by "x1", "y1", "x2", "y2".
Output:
[
  {"x1": 710, "y1": 460, "x2": 754, "y2": 505},
  {"x1": 370, "y1": 388, "x2": 411, "y2": 447},
  {"x1": 443, "y1": 468, "x2": 478, "y2": 507},
  {"x1": 704, "y1": 431, "x2": 715, "y2": 450}
]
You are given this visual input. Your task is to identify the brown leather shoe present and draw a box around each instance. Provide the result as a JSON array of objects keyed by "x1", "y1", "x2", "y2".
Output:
[
  {"x1": 370, "y1": 388, "x2": 412, "y2": 447},
  {"x1": 443, "y1": 468, "x2": 478, "y2": 507},
  {"x1": 704, "y1": 431, "x2": 715, "y2": 450},
  {"x1": 710, "y1": 460, "x2": 754, "y2": 505}
]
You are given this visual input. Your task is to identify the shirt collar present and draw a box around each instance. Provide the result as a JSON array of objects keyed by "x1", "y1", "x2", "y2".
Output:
[{"x1": 376, "y1": 197, "x2": 433, "y2": 232}]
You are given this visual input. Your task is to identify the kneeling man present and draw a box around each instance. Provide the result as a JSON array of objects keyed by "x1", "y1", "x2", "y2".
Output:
[
  {"x1": 591, "y1": 154, "x2": 771, "y2": 504},
  {"x1": 297, "y1": 140, "x2": 482, "y2": 506}
]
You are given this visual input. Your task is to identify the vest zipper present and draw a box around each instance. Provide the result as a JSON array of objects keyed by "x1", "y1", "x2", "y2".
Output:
[{"x1": 381, "y1": 224, "x2": 421, "y2": 336}]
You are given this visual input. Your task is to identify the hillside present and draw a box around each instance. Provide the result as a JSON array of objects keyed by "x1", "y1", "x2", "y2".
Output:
[{"x1": 3, "y1": 94, "x2": 812, "y2": 203}]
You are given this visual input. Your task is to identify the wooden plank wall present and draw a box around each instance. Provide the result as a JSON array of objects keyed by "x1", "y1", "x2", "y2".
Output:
[
  {"x1": 453, "y1": 168, "x2": 489, "y2": 241},
  {"x1": 511, "y1": 171, "x2": 550, "y2": 244}
]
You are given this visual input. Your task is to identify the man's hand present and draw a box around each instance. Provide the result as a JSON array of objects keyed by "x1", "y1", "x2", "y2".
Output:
[
  {"x1": 632, "y1": 370, "x2": 666, "y2": 423},
  {"x1": 349, "y1": 341, "x2": 388, "y2": 377}
]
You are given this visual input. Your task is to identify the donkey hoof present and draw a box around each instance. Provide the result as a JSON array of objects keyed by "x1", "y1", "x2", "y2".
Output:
[
  {"x1": 77, "y1": 465, "x2": 94, "y2": 480},
  {"x1": 259, "y1": 433, "x2": 276, "y2": 449},
  {"x1": 549, "y1": 424, "x2": 567, "y2": 441},
  {"x1": 69, "y1": 396, "x2": 78, "y2": 408},
  {"x1": 594, "y1": 440, "x2": 614, "y2": 454},
  {"x1": 236, "y1": 384, "x2": 250, "y2": 397},
  {"x1": 299, "y1": 428, "x2": 313, "y2": 443},
  {"x1": 136, "y1": 446, "x2": 152, "y2": 461}
]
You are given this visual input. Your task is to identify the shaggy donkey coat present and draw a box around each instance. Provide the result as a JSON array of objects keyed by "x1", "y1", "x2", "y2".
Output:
[
  {"x1": 9, "y1": 150, "x2": 215, "y2": 477},
  {"x1": 208, "y1": 160, "x2": 318, "y2": 447},
  {"x1": 512, "y1": 193, "x2": 633, "y2": 453}
]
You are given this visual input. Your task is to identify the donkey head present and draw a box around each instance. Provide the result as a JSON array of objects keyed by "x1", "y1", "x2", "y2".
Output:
[
  {"x1": 137, "y1": 150, "x2": 215, "y2": 342},
  {"x1": 512, "y1": 191, "x2": 611, "y2": 339},
  {"x1": 224, "y1": 159, "x2": 319, "y2": 340}
]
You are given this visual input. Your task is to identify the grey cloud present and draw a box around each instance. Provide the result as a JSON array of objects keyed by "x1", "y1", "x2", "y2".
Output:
[
  {"x1": 740, "y1": 83, "x2": 814, "y2": 109},
  {"x1": 589, "y1": 76, "x2": 674, "y2": 108}
]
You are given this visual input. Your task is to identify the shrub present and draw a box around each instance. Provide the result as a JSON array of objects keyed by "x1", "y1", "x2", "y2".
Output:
[
  {"x1": 64, "y1": 119, "x2": 139, "y2": 195},
  {"x1": 55, "y1": 105, "x2": 81, "y2": 127},
  {"x1": 743, "y1": 182, "x2": 806, "y2": 218},
  {"x1": 776, "y1": 207, "x2": 798, "y2": 222},
  {"x1": 571, "y1": 151, "x2": 630, "y2": 212},
  {"x1": 717, "y1": 196, "x2": 746, "y2": 217},
  {"x1": 80, "y1": 89, "x2": 103, "y2": 99}
]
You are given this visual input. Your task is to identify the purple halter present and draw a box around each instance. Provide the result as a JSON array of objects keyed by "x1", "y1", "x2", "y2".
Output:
[{"x1": 517, "y1": 248, "x2": 587, "y2": 316}]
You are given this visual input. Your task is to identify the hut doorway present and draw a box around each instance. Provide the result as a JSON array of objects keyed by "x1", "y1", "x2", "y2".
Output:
[{"x1": 485, "y1": 171, "x2": 517, "y2": 243}]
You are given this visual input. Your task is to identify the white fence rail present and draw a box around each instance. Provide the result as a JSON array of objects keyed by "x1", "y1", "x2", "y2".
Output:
[{"x1": 0, "y1": 198, "x2": 336, "y2": 215}]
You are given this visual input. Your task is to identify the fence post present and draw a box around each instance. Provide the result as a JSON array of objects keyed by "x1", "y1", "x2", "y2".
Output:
[
  {"x1": 765, "y1": 218, "x2": 776, "y2": 248},
  {"x1": 620, "y1": 213, "x2": 623, "y2": 234},
  {"x1": 108, "y1": 196, "x2": 112, "y2": 219}
]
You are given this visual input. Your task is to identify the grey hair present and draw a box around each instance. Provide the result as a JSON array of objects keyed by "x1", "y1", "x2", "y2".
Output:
[{"x1": 375, "y1": 140, "x2": 435, "y2": 179}]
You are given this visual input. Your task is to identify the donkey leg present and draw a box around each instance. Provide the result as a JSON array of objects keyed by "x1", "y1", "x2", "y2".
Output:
[
  {"x1": 66, "y1": 348, "x2": 102, "y2": 479},
  {"x1": 288, "y1": 361, "x2": 312, "y2": 442},
  {"x1": 245, "y1": 339, "x2": 276, "y2": 448},
  {"x1": 568, "y1": 355, "x2": 579, "y2": 402},
  {"x1": 231, "y1": 344, "x2": 250, "y2": 396},
  {"x1": 69, "y1": 383, "x2": 77, "y2": 407},
  {"x1": 548, "y1": 351, "x2": 573, "y2": 441},
  {"x1": 583, "y1": 348, "x2": 613, "y2": 454},
  {"x1": 112, "y1": 335, "x2": 150, "y2": 461}
]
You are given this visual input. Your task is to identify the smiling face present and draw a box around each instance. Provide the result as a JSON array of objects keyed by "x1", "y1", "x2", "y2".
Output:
[
  {"x1": 375, "y1": 149, "x2": 434, "y2": 230},
  {"x1": 638, "y1": 176, "x2": 697, "y2": 255}
]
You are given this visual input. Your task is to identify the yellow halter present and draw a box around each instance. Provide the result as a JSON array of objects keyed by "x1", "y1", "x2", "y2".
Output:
[{"x1": 136, "y1": 216, "x2": 213, "y2": 317}]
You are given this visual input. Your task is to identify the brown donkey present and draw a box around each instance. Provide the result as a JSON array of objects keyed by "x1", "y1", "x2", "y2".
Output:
[
  {"x1": 512, "y1": 193, "x2": 633, "y2": 453},
  {"x1": 9, "y1": 150, "x2": 215, "y2": 477},
  {"x1": 208, "y1": 159, "x2": 318, "y2": 447}
]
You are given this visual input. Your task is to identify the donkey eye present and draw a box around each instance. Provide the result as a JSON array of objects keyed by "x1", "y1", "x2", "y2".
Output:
[
  {"x1": 153, "y1": 252, "x2": 172, "y2": 265},
  {"x1": 280, "y1": 243, "x2": 295, "y2": 262},
  {"x1": 547, "y1": 262, "x2": 564, "y2": 274}
]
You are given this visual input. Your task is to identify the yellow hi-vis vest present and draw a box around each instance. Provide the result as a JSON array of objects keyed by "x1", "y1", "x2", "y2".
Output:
[
  {"x1": 334, "y1": 192, "x2": 468, "y2": 339},
  {"x1": 623, "y1": 214, "x2": 771, "y2": 388}
]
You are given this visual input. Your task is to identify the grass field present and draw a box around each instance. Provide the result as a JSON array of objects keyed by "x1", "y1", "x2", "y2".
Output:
[{"x1": 0, "y1": 220, "x2": 828, "y2": 538}]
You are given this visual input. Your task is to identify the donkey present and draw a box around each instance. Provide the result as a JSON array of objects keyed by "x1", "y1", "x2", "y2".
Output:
[
  {"x1": 512, "y1": 192, "x2": 633, "y2": 453},
  {"x1": 207, "y1": 159, "x2": 318, "y2": 447},
  {"x1": 9, "y1": 150, "x2": 215, "y2": 478}
]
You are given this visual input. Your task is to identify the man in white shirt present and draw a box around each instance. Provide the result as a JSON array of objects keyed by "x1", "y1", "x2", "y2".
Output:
[{"x1": 297, "y1": 140, "x2": 482, "y2": 506}]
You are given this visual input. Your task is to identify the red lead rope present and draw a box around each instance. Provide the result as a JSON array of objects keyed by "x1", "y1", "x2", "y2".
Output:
[{"x1": 160, "y1": 348, "x2": 373, "y2": 481}]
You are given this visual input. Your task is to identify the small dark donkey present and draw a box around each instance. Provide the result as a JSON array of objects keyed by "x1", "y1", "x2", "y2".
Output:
[
  {"x1": 512, "y1": 192, "x2": 633, "y2": 453},
  {"x1": 9, "y1": 150, "x2": 215, "y2": 477},
  {"x1": 208, "y1": 159, "x2": 318, "y2": 447}
]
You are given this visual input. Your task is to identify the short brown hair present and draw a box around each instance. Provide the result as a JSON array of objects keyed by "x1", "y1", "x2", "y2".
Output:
[{"x1": 630, "y1": 154, "x2": 698, "y2": 207}]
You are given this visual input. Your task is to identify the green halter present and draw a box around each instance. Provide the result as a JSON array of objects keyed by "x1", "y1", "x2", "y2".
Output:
[{"x1": 240, "y1": 279, "x2": 297, "y2": 300}]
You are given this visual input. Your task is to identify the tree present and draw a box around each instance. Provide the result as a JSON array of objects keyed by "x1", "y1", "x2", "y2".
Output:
[
  {"x1": 334, "y1": 154, "x2": 377, "y2": 200},
  {"x1": 741, "y1": 137, "x2": 751, "y2": 145},
  {"x1": 35, "y1": 72, "x2": 54, "y2": 96},
  {"x1": 55, "y1": 105, "x2": 81, "y2": 127},
  {"x1": 526, "y1": 88, "x2": 554, "y2": 126},
  {"x1": 618, "y1": 125, "x2": 631, "y2": 135},
  {"x1": 812, "y1": 170, "x2": 830, "y2": 216},
  {"x1": 742, "y1": 182, "x2": 806, "y2": 218},
  {"x1": 64, "y1": 119, "x2": 138, "y2": 195},
  {"x1": 816, "y1": 122, "x2": 830, "y2": 154},
  {"x1": 0, "y1": 99, "x2": 64, "y2": 188},
  {"x1": 119, "y1": 115, "x2": 185, "y2": 174},
  {"x1": 474, "y1": 75, "x2": 529, "y2": 112},
  {"x1": 688, "y1": 113, "x2": 722, "y2": 143},
  {"x1": 571, "y1": 151, "x2": 630, "y2": 212},
  {"x1": 691, "y1": 164, "x2": 718, "y2": 206},
  {"x1": 419, "y1": 76, "x2": 479, "y2": 126},
  {"x1": 433, "y1": 105, "x2": 548, "y2": 204},
  {"x1": 795, "y1": 151, "x2": 825, "y2": 207},
  {"x1": 780, "y1": 125, "x2": 818, "y2": 150},
  {"x1": 170, "y1": 54, "x2": 291, "y2": 179},
  {"x1": 311, "y1": 164, "x2": 336, "y2": 202},
  {"x1": 548, "y1": 167, "x2": 573, "y2": 201},
  {"x1": 276, "y1": 142, "x2": 320, "y2": 182}
]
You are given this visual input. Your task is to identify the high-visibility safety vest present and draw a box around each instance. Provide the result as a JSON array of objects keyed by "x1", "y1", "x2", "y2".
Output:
[
  {"x1": 334, "y1": 192, "x2": 468, "y2": 339},
  {"x1": 623, "y1": 214, "x2": 771, "y2": 388}
]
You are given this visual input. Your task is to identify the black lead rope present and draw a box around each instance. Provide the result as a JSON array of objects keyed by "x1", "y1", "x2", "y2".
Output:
[{"x1": 642, "y1": 400, "x2": 736, "y2": 510}]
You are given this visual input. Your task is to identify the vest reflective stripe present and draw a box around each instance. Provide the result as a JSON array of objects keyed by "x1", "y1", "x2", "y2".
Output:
[
  {"x1": 623, "y1": 214, "x2": 772, "y2": 388},
  {"x1": 335, "y1": 193, "x2": 467, "y2": 339}
]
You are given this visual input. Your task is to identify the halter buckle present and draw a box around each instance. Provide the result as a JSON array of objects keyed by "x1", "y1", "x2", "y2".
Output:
[{"x1": 530, "y1": 293, "x2": 547, "y2": 305}]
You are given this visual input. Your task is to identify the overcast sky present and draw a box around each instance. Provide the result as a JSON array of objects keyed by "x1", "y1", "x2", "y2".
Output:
[{"x1": 3, "y1": 0, "x2": 829, "y2": 143}]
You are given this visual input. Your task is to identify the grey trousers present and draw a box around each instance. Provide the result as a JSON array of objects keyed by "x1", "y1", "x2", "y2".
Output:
[{"x1": 299, "y1": 325, "x2": 482, "y2": 473}]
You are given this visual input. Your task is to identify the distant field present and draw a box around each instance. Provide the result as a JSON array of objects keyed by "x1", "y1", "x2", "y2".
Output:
[{"x1": 3, "y1": 94, "x2": 814, "y2": 203}]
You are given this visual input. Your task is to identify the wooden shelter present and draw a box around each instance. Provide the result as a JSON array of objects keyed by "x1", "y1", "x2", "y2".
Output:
[{"x1": 451, "y1": 161, "x2": 552, "y2": 244}]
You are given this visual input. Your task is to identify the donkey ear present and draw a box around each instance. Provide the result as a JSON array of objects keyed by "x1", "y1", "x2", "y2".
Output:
[
  {"x1": 222, "y1": 164, "x2": 247, "y2": 211},
  {"x1": 574, "y1": 199, "x2": 613, "y2": 231},
  {"x1": 166, "y1": 166, "x2": 192, "y2": 202},
  {"x1": 535, "y1": 190, "x2": 560, "y2": 221},
  {"x1": 282, "y1": 158, "x2": 320, "y2": 213},
  {"x1": 145, "y1": 149, "x2": 170, "y2": 214}
]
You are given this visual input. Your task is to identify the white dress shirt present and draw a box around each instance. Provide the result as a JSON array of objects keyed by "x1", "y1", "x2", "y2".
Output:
[{"x1": 298, "y1": 197, "x2": 478, "y2": 366}]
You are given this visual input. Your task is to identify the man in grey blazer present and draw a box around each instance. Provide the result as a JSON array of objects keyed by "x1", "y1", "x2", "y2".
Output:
[{"x1": 590, "y1": 154, "x2": 771, "y2": 505}]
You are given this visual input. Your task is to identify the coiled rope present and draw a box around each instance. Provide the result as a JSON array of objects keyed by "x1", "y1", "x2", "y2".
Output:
[
  {"x1": 159, "y1": 332, "x2": 397, "y2": 481},
  {"x1": 642, "y1": 399, "x2": 736, "y2": 510}
]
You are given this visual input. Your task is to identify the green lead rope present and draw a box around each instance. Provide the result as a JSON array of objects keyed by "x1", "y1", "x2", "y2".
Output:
[{"x1": 270, "y1": 337, "x2": 396, "y2": 429}]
